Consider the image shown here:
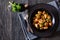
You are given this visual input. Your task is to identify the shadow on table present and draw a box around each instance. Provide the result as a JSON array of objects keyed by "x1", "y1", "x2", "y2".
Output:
[
  {"x1": 33, "y1": 31, "x2": 60, "y2": 40},
  {"x1": 52, "y1": 31, "x2": 60, "y2": 37}
]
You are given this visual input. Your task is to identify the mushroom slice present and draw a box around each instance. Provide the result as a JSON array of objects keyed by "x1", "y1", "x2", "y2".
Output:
[
  {"x1": 40, "y1": 27, "x2": 43, "y2": 30},
  {"x1": 49, "y1": 22, "x2": 52, "y2": 26},
  {"x1": 35, "y1": 24, "x2": 38, "y2": 28},
  {"x1": 43, "y1": 27, "x2": 48, "y2": 29},
  {"x1": 35, "y1": 14, "x2": 40, "y2": 18},
  {"x1": 38, "y1": 11, "x2": 42, "y2": 14},
  {"x1": 38, "y1": 19, "x2": 43, "y2": 23},
  {"x1": 34, "y1": 18, "x2": 38, "y2": 22}
]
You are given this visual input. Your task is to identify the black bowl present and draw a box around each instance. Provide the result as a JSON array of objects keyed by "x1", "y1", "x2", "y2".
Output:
[
  {"x1": 28, "y1": 3, "x2": 59, "y2": 37},
  {"x1": 30, "y1": 8, "x2": 54, "y2": 31}
]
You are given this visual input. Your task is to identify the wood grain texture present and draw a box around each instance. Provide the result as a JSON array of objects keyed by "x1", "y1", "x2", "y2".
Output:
[{"x1": 0, "y1": 0, "x2": 27, "y2": 40}]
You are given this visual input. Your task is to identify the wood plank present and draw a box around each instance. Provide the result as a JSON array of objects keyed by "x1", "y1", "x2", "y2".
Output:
[{"x1": 0, "y1": 0, "x2": 27, "y2": 40}]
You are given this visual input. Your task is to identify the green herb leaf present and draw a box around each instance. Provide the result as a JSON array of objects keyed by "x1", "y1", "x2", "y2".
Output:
[
  {"x1": 16, "y1": 4, "x2": 21, "y2": 10},
  {"x1": 12, "y1": 7, "x2": 16, "y2": 12}
]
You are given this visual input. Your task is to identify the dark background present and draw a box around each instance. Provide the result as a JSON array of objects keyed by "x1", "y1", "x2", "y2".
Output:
[{"x1": 0, "y1": 0, "x2": 60, "y2": 40}]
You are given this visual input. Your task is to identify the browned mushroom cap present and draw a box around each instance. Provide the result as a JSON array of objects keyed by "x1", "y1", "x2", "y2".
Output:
[
  {"x1": 38, "y1": 11, "x2": 42, "y2": 14},
  {"x1": 39, "y1": 23, "x2": 43, "y2": 28},
  {"x1": 40, "y1": 27, "x2": 44, "y2": 30},
  {"x1": 44, "y1": 14, "x2": 48, "y2": 19},
  {"x1": 42, "y1": 11, "x2": 45, "y2": 14},
  {"x1": 44, "y1": 22, "x2": 49, "y2": 26}
]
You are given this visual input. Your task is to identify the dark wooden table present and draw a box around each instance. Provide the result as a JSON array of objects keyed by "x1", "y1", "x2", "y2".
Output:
[{"x1": 0, "y1": 0, "x2": 60, "y2": 40}]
